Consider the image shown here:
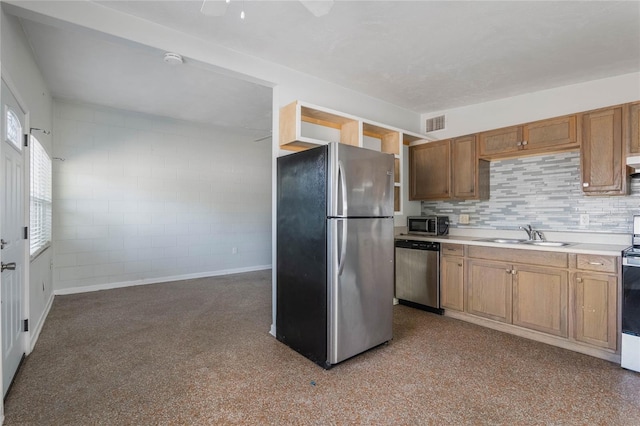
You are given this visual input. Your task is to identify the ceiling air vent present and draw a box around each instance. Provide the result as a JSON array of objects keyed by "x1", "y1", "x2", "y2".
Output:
[{"x1": 426, "y1": 115, "x2": 445, "y2": 132}]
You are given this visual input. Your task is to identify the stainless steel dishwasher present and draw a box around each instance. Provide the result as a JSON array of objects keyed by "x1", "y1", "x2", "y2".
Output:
[{"x1": 394, "y1": 239, "x2": 443, "y2": 314}]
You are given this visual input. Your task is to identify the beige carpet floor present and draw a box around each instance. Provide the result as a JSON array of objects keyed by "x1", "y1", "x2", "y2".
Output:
[{"x1": 4, "y1": 269, "x2": 640, "y2": 425}]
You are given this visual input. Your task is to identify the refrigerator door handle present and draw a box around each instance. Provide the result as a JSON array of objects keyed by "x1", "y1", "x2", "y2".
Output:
[
  {"x1": 338, "y1": 160, "x2": 348, "y2": 216},
  {"x1": 337, "y1": 219, "x2": 347, "y2": 276}
]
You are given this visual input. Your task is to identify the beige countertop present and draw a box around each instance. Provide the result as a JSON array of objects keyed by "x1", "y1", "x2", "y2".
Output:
[{"x1": 395, "y1": 233, "x2": 629, "y2": 257}]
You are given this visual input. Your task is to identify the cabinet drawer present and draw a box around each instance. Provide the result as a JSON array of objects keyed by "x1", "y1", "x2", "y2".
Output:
[
  {"x1": 442, "y1": 243, "x2": 464, "y2": 257},
  {"x1": 575, "y1": 254, "x2": 617, "y2": 274},
  {"x1": 468, "y1": 246, "x2": 568, "y2": 268}
]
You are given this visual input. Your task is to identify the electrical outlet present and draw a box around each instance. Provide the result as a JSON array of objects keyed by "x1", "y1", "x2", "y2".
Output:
[
  {"x1": 580, "y1": 214, "x2": 590, "y2": 226},
  {"x1": 232, "y1": 247, "x2": 238, "y2": 254},
  {"x1": 459, "y1": 214, "x2": 470, "y2": 225}
]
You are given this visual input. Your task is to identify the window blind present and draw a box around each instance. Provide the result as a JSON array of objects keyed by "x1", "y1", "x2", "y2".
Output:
[{"x1": 30, "y1": 136, "x2": 52, "y2": 257}]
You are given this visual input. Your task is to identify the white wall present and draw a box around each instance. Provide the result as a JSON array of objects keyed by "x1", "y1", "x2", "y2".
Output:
[
  {"x1": 1, "y1": 10, "x2": 54, "y2": 352},
  {"x1": 52, "y1": 101, "x2": 272, "y2": 293},
  {"x1": 421, "y1": 72, "x2": 640, "y2": 139},
  {"x1": 4, "y1": 0, "x2": 424, "y2": 339}
]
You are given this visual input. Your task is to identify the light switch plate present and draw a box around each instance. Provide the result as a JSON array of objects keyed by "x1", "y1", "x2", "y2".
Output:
[{"x1": 459, "y1": 214, "x2": 470, "y2": 224}]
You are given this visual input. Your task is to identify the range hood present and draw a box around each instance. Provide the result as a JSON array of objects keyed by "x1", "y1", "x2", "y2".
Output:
[{"x1": 627, "y1": 155, "x2": 640, "y2": 169}]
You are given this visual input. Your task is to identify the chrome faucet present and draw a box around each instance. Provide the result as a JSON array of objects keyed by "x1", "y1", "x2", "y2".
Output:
[
  {"x1": 519, "y1": 225, "x2": 545, "y2": 241},
  {"x1": 519, "y1": 224, "x2": 534, "y2": 240}
]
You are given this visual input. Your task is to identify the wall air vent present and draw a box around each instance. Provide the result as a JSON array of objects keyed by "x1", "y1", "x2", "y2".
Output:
[{"x1": 426, "y1": 115, "x2": 445, "y2": 132}]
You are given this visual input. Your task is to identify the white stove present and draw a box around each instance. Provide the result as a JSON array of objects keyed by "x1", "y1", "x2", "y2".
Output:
[{"x1": 621, "y1": 216, "x2": 640, "y2": 372}]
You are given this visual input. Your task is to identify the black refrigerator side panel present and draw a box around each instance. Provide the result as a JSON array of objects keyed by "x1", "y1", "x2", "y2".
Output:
[{"x1": 276, "y1": 145, "x2": 328, "y2": 366}]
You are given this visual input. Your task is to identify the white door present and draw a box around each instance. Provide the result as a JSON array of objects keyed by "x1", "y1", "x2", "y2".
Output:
[{"x1": 1, "y1": 79, "x2": 26, "y2": 396}]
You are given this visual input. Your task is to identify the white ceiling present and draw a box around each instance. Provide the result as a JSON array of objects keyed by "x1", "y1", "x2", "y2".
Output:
[
  {"x1": 19, "y1": 18, "x2": 274, "y2": 137},
  {"x1": 11, "y1": 1, "x2": 640, "y2": 133}
]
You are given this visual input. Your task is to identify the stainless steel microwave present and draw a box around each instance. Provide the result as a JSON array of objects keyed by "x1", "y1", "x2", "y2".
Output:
[{"x1": 407, "y1": 216, "x2": 449, "y2": 236}]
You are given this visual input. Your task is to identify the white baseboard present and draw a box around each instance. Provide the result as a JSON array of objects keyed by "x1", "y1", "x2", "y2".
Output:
[
  {"x1": 269, "y1": 324, "x2": 276, "y2": 337},
  {"x1": 54, "y1": 264, "x2": 272, "y2": 296},
  {"x1": 28, "y1": 292, "x2": 55, "y2": 354}
]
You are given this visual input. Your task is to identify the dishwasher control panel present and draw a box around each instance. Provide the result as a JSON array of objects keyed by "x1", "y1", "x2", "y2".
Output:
[{"x1": 395, "y1": 240, "x2": 440, "y2": 251}]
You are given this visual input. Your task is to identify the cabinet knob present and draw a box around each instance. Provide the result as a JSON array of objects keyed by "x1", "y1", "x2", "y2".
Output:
[
  {"x1": 505, "y1": 269, "x2": 512, "y2": 273},
  {"x1": 511, "y1": 270, "x2": 517, "y2": 275},
  {"x1": 516, "y1": 142, "x2": 522, "y2": 147},
  {"x1": 583, "y1": 182, "x2": 590, "y2": 187},
  {"x1": 458, "y1": 263, "x2": 462, "y2": 267},
  {"x1": 577, "y1": 277, "x2": 583, "y2": 283},
  {"x1": 522, "y1": 140, "x2": 528, "y2": 146}
]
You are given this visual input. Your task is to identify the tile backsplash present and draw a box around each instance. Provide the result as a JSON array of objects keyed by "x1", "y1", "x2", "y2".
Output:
[{"x1": 421, "y1": 151, "x2": 640, "y2": 234}]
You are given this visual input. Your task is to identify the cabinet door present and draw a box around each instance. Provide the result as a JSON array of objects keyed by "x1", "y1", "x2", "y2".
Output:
[
  {"x1": 512, "y1": 266, "x2": 568, "y2": 337},
  {"x1": 524, "y1": 115, "x2": 578, "y2": 153},
  {"x1": 630, "y1": 102, "x2": 640, "y2": 154},
  {"x1": 441, "y1": 255, "x2": 464, "y2": 311},
  {"x1": 478, "y1": 126, "x2": 523, "y2": 159},
  {"x1": 409, "y1": 140, "x2": 451, "y2": 200},
  {"x1": 452, "y1": 135, "x2": 489, "y2": 200},
  {"x1": 466, "y1": 260, "x2": 512, "y2": 323},
  {"x1": 573, "y1": 273, "x2": 617, "y2": 350},
  {"x1": 580, "y1": 106, "x2": 626, "y2": 195}
]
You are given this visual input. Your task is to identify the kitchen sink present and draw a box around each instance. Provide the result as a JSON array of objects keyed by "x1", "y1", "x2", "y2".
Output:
[
  {"x1": 523, "y1": 241, "x2": 572, "y2": 247},
  {"x1": 477, "y1": 238, "x2": 572, "y2": 247},
  {"x1": 478, "y1": 238, "x2": 528, "y2": 244}
]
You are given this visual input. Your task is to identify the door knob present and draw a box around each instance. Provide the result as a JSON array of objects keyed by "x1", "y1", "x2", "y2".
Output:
[{"x1": 1, "y1": 262, "x2": 16, "y2": 272}]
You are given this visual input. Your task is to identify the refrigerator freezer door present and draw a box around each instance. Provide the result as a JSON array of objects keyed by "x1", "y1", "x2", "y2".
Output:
[
  {"x1": 276, "y1": 146, "x2": 329, "y2": 367},
  {"x1": 328, "y1": 143, "x2": 395, "y2": 218},
  {"x1": 328, "y1": 217, "x2": 394, "y2": 364}
]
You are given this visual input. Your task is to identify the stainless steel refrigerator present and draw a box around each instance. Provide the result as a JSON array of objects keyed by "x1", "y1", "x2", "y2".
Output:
[{"x1": 276, "y1": 142, "x2": 395, "y2": 368}]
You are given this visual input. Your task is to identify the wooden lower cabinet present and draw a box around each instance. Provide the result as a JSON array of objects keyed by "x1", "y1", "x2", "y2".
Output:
[
  {"x1": 572, "y1": 272, "x2": 617, "y2": 350},
  {"x1": 445, "y1": 245, "x2": 619, "y2": 360},
  {"x1": 512, "y1": 266, "x2": 568, "y2": 337},
  {"x1": 441, "y1": 255, "x2": 464, "y2": 311},
  {"x1": 466, "y1": 260, "x2": 512, "y2": 323}
]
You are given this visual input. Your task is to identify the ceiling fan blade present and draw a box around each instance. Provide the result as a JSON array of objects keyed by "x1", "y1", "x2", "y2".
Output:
[
  {"x1": 254, "y1": 134, "x2": 272, "y2": 142},
  {"x1": 299, "y1": 0, "x2": 334, "y2": 17},
  {"x1": 200, "y1": 0, "x2": 229, "y2": 16}
]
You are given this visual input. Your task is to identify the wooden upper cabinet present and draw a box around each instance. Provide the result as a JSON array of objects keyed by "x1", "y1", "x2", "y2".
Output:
[
  {"x1": 629, "y1": 102, "x2": 640, "y2": 154},
  {"x1": 452, "y1": 135, "x2": 489, "y2": 200},
  {"x1": 479, "y1": 115, "x2": 578, "y2": 160},
  {"x1": 409, "y1": 140, "x2": 451, "y2": 200},
  {"x1": 410, "y1": 136, "x2": 489, "y2": 201},
  {"x1": 478, "y1": 125, "x2": 523, "y2": 159},
  {"x1": 580, "y1": 106, "x2": 627, "y2": 195},
  {"x1": 524, "y1": 115, "x2": 578, "y2": 153}
]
